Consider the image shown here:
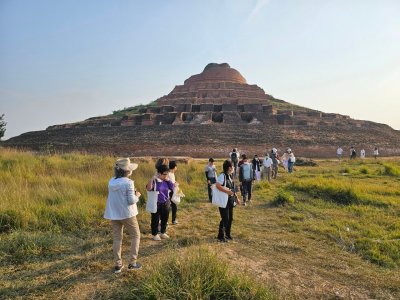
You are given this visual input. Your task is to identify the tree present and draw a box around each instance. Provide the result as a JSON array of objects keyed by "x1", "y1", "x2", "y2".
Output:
[{"x1": 0, "y1": 114, "x2": 6, "y2": 140}]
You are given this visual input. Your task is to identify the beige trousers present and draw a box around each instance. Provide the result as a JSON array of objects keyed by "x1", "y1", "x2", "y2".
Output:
[
  {"x1": 263, "y1": 167, "x2": 271, "y2": 182},
  {"x1": 111, "y1": 217, "x2": 140, "y2": 267}
]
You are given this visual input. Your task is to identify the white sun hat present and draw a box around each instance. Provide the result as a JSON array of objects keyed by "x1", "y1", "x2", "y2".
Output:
[{"x1": 115, "y1": 157, "x2": 138, "y2": 171}]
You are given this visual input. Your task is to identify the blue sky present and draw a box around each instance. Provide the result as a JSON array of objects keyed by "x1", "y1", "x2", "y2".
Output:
[{"x1": 1, "y1": 0, "x2": 399, "y2": 139}]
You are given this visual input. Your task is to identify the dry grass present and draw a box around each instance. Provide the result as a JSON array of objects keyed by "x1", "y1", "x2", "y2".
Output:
[{"x1": 0, "y1": 148, "x2": 399, "y2": 299}]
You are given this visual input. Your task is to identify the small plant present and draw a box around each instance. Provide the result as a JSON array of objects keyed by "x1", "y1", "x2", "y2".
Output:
[
  {"x1": 294, "y1": 158, "x2": 317, "y2": 166},
  {"x1": 289, "y1": 180, "x2": 359, "y2": 205},
  {"x1": 380, "y1": 164, "x2": 400, "y2": 177},
  {"x1": 340, "y1": 167, "x2": 351, "y2": 174},
  {"x1": 0, "y1": 210, "x2": 24, "y2": 233},
  {"x1": 359, "y1": 167, "x2": 369, "y2": 174},
  {"x1": 128, "y1": 247, "x2": 275, "y2": 299},
  {"x1": 272, "y1": 189, "x2": 295, "y2": 206},
  {"x1": 0, "y1": 231, "x2": 67, "y2": 263}
]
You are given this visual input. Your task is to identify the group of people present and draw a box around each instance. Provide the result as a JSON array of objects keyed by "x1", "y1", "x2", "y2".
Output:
[
  {"x1": 228, "y1": 148, "x2": 295, "y2": 181},
  {"x1": 337, "y1": 146, "x2": 379, "y2": 160},
  {"x1": 103, "y1": 157, "x2": 181, "y2": 273},
  {"x1": 205, "y1": 147, "x2": 296, "y2": 241},
  {"x1": 103, "y1": 147, "x2": 296, "y2": 273}
]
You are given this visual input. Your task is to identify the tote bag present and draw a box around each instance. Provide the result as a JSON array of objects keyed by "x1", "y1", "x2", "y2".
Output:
[
  {"x1": 146, "y1": 180, "x2": 158, "y2": 213},
  {"x1": 212, "y1": 174, "x2": 229, "y2": 208},
  {"x1": 171, "y1": 186, "x2": 183, "y2": 205}
]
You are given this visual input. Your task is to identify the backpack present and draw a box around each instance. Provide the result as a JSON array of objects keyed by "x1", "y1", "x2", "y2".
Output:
[
  {"x1": 230, "y1": 152, "x2": 238, "y2": 162},
  {"x1": 240, "y1": 163, "x2": 253, "y2": 181}
]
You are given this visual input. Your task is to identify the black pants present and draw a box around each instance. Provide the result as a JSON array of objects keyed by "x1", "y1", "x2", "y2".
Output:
[
  {"x1": 241, "y1": 180, "x2": 253, "y2": 202},
  {"x1": 168, "y1": 190, "x2": 178, "y2": 222},
  {"x1": 171, "y1": 201, "x2": 177, "y2": 222},
  {"x1": 151, "y1": 202, "x2": 170, "y2": 235},
  {"x1": 207, "y1": 177, "x2": 216, "y2": 202},
  {"x1": 233, "y1": 161, "x2": 238, "y2": 177},
  {"x1": 218, "y1": 198, "x2": 234, "y2": 239}
]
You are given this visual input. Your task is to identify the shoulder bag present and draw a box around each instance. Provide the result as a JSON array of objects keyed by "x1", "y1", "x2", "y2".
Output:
[
  {"x1": 146, "y1": 179, "x2": 159, "y2": 213},
  {"x1": 211, "y1": 174, "x2": 229, "y2": 208}
]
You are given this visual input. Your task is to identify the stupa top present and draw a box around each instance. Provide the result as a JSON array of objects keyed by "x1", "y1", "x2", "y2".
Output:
[{"x1": 184, "y1": 63, "x2": 247, "y2": 85}]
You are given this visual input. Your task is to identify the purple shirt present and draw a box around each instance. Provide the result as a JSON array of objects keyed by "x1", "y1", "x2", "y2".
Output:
[{"x1": 155, "y1": 179, "x2": 174, "y2": 204}]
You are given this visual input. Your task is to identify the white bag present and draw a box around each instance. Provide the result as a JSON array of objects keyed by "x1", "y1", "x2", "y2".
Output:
[
  {"x1": 171, "y1": 193, "x2": 181, "y2": 204},
  {"x1": 212, "y1": 174, "x2": 229, "y2": 208},
  {"x1": 146, "y1": 180, "x2": 158, "y2": 213},
  {"x1": 171, "y1": 185, "x2": 184, "y2": 205}
]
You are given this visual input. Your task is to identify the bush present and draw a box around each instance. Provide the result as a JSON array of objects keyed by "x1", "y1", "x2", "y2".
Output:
[
  {"x1": 0, "y1": 231, "x2": 67, "y2": 263},
  {"x1": 128, "y1": 248, "x2": 275, "y2": 300},
  {"x1": 289, "y1": 181, "x2": 359, "y2": 205},
  {"x1": 339, "y1": 167, "x2": 351, "y2": 174},
  {"x1": 294, "y1": 158, "x2": 317, "y2": 166},
  {"x1": 0, "y1": 210, "x2": 24, "y2": 233},
  {"x1": 355, "y1": 238, "x2": 400, "y2": 268},
  {"x1": 272, "y1": 189, "x2": 295, "y2": 206},
  {"x1": 380, "y1": 164, "x2": 400, "y2": 177}
]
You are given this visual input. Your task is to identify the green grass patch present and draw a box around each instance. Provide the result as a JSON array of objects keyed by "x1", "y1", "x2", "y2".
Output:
[
  {"x1": 289, "y1": 180, "x2": 359, "y2": 205},
  {"x1": 271, "y1": 189, "x2": 295, "y2": 206},
  {"x1": 128, "y1": 247, "x2": 275, "y2": 300}
]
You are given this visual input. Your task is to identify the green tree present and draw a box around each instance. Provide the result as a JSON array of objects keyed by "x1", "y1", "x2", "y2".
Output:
[{"x1": 0, "y1": 114, "x2": 6, "y2": 140}]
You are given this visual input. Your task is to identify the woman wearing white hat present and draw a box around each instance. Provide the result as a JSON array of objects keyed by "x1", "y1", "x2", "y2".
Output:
[{"x1": 104, "y1": 157, "x2": 142, "y2": 273}]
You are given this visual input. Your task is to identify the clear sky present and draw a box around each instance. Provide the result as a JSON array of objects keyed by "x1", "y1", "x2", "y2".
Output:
[{"x1": 1, "y1": 0, "x2": 399, "y2": 140}]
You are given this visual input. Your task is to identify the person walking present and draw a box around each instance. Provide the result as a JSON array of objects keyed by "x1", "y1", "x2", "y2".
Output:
[
  {"x1": 239, "y1": 154, "x2": 255, "y2": 206},
  {"x1": 360, "y1": 149, "x2": 366, "y2": 160},
  {"x1": 263, "y1": 153, "x2": 273, "y2": 182},
  {"x1": 252, "y1": 154, "x2": 261, "y2": 181},
  {"x1": 146, "y1": 164, "x2": 175, "y2": 241},
  {"x1": 337, "y1": 146, "x2": 343, "y2": 160},
  {"x1": 350, "y1": 146, "x2": 357, "y2": 160},
  {"x1": 281, "y1": 150, "x2": 289, "y2": 171},
  {"x1": 287, "y1": 149, "x2": 296, "y2": 173},
  {"x1": 168, "y1": 161, "x2": 179, "y2": 225},
  {"x1": 205, "y1": 158, "x2": 217, "y2": 202},
  {"x1": 374, "y1": 147, "x2": 379, "y2": 159},
  {"x1": 104, "y1": 158, "x2": 142, "y2": 273},
  {"x1": 215, "y1": 160, "x2": 240, "y2": 242},
  {"x1": 271, "y1": 148, "x2": 279, "y2": 179},
  {"x1": 229, "y1": 148, "x2": 240, "y2": 177}
]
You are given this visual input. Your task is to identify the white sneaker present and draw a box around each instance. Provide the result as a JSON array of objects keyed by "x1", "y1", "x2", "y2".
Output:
[
  {"x1": 160, "y1": 233, "x2": 170, "y2": 239},
  {"x1": 152, "y1": 234, "x2": 161, "y2": 241}
]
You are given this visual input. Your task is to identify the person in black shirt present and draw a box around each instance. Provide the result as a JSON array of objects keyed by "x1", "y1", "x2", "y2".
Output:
[{"x1": 215, "y1": 160, "x2": 240, "y2": 242}]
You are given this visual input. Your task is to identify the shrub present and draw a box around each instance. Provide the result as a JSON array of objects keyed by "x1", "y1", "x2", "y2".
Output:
[
  {"x1": 128, "y1": 247, "x2": 275, "y2": 300},
  {"x1": 272, "y1": 189, "x2": 295, "y2": 206},
  {"x1": 339, "y1": 167, "x2": 351, "y2": 174},
  {"x1": 355, "y1": 238, "x2": 400, "y2": 268},
  {"x1": 0, "y1": 210, "x2": 24, "y2": 233},
  {"x1": 289, "y1": 181, "x2": 359, "y2": 205},
  {"x1": 294, "y1": 158, "x2": 317, "y2": 166},
  {"x1": 0, "y1": 231, "x2": 67, "y2": 263},
  {"x1": 380, "y1": 164, "x2": 400, "y2": 177},
  {"x1": 359, "y1": 167, "x2": 369, "y2": 174}
]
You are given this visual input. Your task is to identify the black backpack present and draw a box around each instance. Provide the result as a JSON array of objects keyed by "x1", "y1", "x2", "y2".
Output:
[{"x1": 231, "y1": 152, "x2": 238, "y2": 162}]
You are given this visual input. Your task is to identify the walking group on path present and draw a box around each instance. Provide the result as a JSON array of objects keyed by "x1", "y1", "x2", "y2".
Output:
[
  {"x1": 103, "y1": 147, "x2": 296, "y2": 273},
  {"x1": 337, "y1": 146, "x2": 379, "y2": 160}
]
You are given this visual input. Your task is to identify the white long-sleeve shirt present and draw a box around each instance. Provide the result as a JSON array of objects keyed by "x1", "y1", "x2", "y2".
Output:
[
  {"x1": 263, "y1": 157, "x2": 273, "y2": 168},
  {"x1": 104, "y1": 177, "x2": 140, "y2": 220}
]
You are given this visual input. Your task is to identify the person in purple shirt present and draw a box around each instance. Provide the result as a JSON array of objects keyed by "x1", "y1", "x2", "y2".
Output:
[{"x1": 146, "y1": 164, "x2": 175, "y2": 241}]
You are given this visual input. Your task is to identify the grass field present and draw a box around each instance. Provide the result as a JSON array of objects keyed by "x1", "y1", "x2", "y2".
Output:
[{"x1": 0, "y1": 148, "x2": 399, "y2": 299}]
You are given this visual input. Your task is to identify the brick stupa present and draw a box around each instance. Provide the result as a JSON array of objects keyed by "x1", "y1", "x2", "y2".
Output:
[{"x1": 3, "y1": 63, "x2": 400, "y2": 157}]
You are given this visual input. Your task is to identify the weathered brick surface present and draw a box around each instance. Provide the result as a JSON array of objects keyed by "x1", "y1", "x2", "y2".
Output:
[
  {"x1": 4, "y1": 124, "x2": 400, "y2": 158},
  {"x1": 6, "y1": 63, "x2": 400, "y2": 158}
]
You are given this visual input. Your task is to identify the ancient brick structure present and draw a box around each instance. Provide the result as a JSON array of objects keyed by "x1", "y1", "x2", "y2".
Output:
[{"x1": 4, "y1": 63, "x2": 400, "y2": 157}]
